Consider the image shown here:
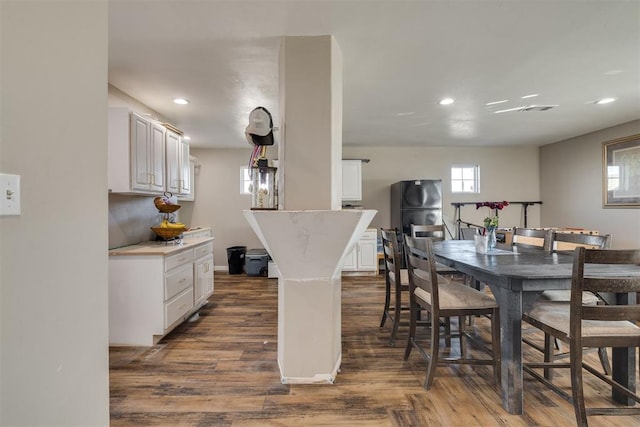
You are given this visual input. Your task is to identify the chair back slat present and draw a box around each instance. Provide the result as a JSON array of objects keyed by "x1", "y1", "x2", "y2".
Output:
[
  {"x1": 410, "y1": 224, "x2": 445, "y2": 241},
  {"x1": 582, "y1": 305, "x2": 640, "y2": 321},
  {"x1": 551, "y1": 232, "x2": 610, "y2": 251},
  {"x1": 512, "y1": 227, "x2": 550, "y2": 248}
]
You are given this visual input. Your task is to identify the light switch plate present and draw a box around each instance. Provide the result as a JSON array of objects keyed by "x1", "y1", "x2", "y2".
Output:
[{"x1": 0, "y1": 173, "x2": 21, "y2": 215}]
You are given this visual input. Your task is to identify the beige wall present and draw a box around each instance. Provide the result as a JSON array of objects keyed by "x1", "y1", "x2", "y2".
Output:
[
  {"x1": 1, "y1": 1, "x2": 109, "y2": 425},
  {"x1": 192, "y1": 145, "x2": 541, "y2": 268},
  {"x1": 190, "y1": 148, "x2": 262, "y2": 266},
  {"x1": 540, "y1": 120, "x2": 640, "y2": 249},
  {"x1": 344, "y1": 146, "x2": 541, "y2": 234}
]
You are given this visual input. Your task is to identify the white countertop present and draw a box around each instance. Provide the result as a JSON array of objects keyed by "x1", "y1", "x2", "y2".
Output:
[{"x1": 109, "y1": 237, "x2": 214, "y2": 256}]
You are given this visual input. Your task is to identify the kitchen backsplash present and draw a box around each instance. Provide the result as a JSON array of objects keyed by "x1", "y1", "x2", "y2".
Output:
[{"x1": 109, "y1": 194, "x2": 195, "y2": 249}]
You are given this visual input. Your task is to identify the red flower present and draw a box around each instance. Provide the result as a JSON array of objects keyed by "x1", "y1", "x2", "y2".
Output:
[{"x1": 476, "y1": 201, "x2": 510, "y2": 210}]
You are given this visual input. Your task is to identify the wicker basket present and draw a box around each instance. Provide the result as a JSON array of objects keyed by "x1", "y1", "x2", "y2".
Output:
[
  {"x1": 151, "y1": 226, "x2": 185, "y2": 240},
  {"x1": 156, "y1": 204, "x2": 181, "y2": 213},
  {"x1": 154, "y1": 197, "x2": 181, "y2": 213}
]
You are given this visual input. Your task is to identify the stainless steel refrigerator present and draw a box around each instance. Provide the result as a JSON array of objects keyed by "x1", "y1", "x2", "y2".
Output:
[{"x1": 390, "y1": 179, "x2": 443, "y2": 237}]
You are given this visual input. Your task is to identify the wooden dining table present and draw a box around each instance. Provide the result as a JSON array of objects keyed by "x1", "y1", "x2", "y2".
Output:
[{"x1": 431, "y1": 239, "x2": 639, "y2": 415}]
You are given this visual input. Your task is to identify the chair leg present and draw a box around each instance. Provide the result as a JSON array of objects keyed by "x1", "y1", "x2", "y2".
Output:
[
  {"x1": 570, "y1": 344, "x2": 588, "y2": 427},
  {"x1": 404, "y1": 301, "x2": 417, "y2": 360},
  {"x1": 424, "y1": 315, "x2": 440, "y2": 390},
  {"x1": 444, "y1": 318, "x2": 452, "y2": 347},
  {"x1": 597, "y1": 347, "x2": 611, "y2": 375},
  {"x1": 544, "y1": 333, "x2": 554, "y2": 380},
  {"x1": 379, "y1": 280, "x2": 391, "y2": 328},
  {"x1": 458, "y1": 316, "x2": 466, "y2": 359},
  {"x1": 389, "y1": 285, "x2": 402, "y2": 346}
]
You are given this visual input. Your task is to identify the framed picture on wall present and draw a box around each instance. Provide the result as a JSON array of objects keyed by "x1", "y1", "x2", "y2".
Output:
[{"x1": 603, "y1": 134, "x2": 640, "y2": 208}]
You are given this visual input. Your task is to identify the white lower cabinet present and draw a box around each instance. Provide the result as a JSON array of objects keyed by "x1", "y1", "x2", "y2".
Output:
[
  {"x1": 194, "y1": 248, "x2": 214, "y2": 307},
  {"x1": 342, "y1": 229, "x2": 377, "y2": 274},
  {"x1": 109, "y1": 238, "x2": 214, "y2": 346}
]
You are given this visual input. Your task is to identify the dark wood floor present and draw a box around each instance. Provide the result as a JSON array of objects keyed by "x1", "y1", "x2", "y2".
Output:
[{"x1": 110, "y1": 273, "x2": 638, "y2": 426}]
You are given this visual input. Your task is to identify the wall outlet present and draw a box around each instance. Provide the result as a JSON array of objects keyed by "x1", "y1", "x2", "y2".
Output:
[{"x1": 0, "y1": 173, "x2": 21, "y2": 215}]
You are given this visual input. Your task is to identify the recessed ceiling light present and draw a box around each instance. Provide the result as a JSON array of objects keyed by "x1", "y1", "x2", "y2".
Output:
[
  {"x1": 173, "y1": 98, "x2": 190, "y2": 105},
  {"x1": 183, "y1": 135, "x2": 191, "y2": 141},
  {"x1": 486, "y1": 100, "x2": 508, "y2": 106},
  {"x1": 494, "y1": 106, "x2": 526, "y2": 114},
  {"x1": 521, "y1": 94, "x2": 539, "y2": 99},
  {"x1": 595, "y1": 98, "x2": 616, "y2": 105},
  {"x1": 439, "y1": 98, "x2": 454, "y2": 105}
]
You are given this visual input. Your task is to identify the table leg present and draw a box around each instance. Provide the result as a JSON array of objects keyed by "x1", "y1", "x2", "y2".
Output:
[
  {"x1": 488, "y1": 283, "x2": 524, "y2": 415},
  {"x1": 612, "y1": 292, "x2": 637, "y2": 404}
]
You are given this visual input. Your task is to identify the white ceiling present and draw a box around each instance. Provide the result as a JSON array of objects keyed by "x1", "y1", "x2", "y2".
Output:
[{"x1": 108, "y1": 0, "x2": 640, "y2": 149}]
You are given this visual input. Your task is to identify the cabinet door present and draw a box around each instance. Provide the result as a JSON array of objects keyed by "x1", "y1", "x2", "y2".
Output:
[
  {"x1": 342, "y1": 247, "x2": 356, "y2": 271},
  {"x1": 150, "y1": 122, "x2": 166, "y2": 192},
  {"x1": 165, "y1": 131, "x2": 181, "y2": 194},
  {"x1": 342, "y1": 160, "x2": 362, "y2": 201},
  {"x1": 130, "y1": 113, "x2": 152, "y2": 191},
  {"x1": 356, "y1": 238, "x2": 377, "y2": 271},
  {"x1": 194, "y1": 253, "x2": 214, "y2": 306},
  {"x1": 179, "y1": 142, "x2": 191, "y2": 195}
]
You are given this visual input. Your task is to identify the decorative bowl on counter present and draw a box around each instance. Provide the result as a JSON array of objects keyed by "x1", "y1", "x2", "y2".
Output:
[{"x1": 151, "y1": 226, "x2": 185, "y2": 240}]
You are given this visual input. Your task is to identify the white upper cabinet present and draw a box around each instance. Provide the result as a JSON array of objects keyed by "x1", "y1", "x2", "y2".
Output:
[
  {"x1": 109, "y1": 107, "x2": 191, "y2": 196},
  {"x1": 165, "y1": 130, "x2": 181, "y2": 194},
  {"x1": 166, "y1": 129, "x2": 191, "y2": 196},
  {"x1": 179, "y1": 140, "x2": 191, "y2": 195},
  {"x1": 342, "y1": 160, "x2": 362, "y2": 201},
  {"x1": 130, "y1": 112, "x2": 165, "y2": 192}
]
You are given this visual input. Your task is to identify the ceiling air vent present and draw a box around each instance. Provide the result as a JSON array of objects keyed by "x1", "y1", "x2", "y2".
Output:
[{"x1": 520, "y1": 105, "x2": 557, "y2": 112}]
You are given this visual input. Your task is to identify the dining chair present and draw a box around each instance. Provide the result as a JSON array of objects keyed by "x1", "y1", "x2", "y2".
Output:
[
  {"x1": 403, "y1": 235, "x2": 501, "y2": 390},
  {"x1": 511, "y1": 227, "x2": 550, "y2": 249},
  {"x1": 540, "y1": 232, "x2": 611, "y2": 304},
  {"x1": 380, "y1": 228, "x2": 451, "y2": 346},
  {"x1": 522, "y1": 247, "x2": 640, "y2": 426},
  {"x1": 379, "y1": 228, "x2": 410, "y2": 346},
  {"x1": 527, "y1": 231, "x2": 613, "y2": 378},
  {"x1": 410, "y1": 224, "x2": 464, "y2": 280}
]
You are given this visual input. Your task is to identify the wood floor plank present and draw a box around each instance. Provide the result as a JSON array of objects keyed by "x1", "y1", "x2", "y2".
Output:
[{"x1": 110, "y1": 272, "x2": 640, "y2": 426}]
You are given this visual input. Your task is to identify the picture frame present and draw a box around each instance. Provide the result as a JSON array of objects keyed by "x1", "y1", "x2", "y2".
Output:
[{"x1": 603, "y1": 134, "x2": 640, "y2": 208}]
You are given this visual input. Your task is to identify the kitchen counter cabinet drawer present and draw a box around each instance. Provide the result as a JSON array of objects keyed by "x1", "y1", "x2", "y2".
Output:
[
  {"x1": 165, "y1": 249, "x2": 194, "y2": 271},
  {"x1": 195, "y1": 242, "x2": 213, "y2": 259},
  {"x1": 165, "y1": 288, "x2": 194, "y2": 329},
  {"x1": 165, "y1": 264, "x2": 193, "y2": 300}
]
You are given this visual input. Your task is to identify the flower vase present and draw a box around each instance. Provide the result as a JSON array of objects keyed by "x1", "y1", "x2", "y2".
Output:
[{"x1": 488, "y1": 227, "x2": 497, "y2": 249}]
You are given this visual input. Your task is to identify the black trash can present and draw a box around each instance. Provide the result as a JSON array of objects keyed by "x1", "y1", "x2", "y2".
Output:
[{"x1": 226, "y1": 246, "x2": 247, "y2": 274}]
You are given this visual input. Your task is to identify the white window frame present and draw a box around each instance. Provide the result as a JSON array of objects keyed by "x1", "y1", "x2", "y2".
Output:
[
  {"x1": 451, "y1": 164, "x2": 480, "y2": 193},
  {"x1": 240, "y1": 166, "x2": 252, "y2": 195}
]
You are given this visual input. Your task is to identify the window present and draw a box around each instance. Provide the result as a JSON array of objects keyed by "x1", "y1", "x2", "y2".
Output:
[
  {"x1": 607, "y1": 165, "x2": 620, "y2": 191},
  {"x1": 240, "y1": 166, "x2": 252, "y2": 195},
  {"x1": 451, "y1": 165, "x2": 479, "y2": 193}
]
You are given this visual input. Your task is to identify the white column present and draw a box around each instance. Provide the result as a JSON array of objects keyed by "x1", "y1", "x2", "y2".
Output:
[
  {"x1": 245, "y1": 35, "x2": 375, "y2": 384},
  {"x1": 278, "y1": 36, "x2": 343, "y2": 211}
]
